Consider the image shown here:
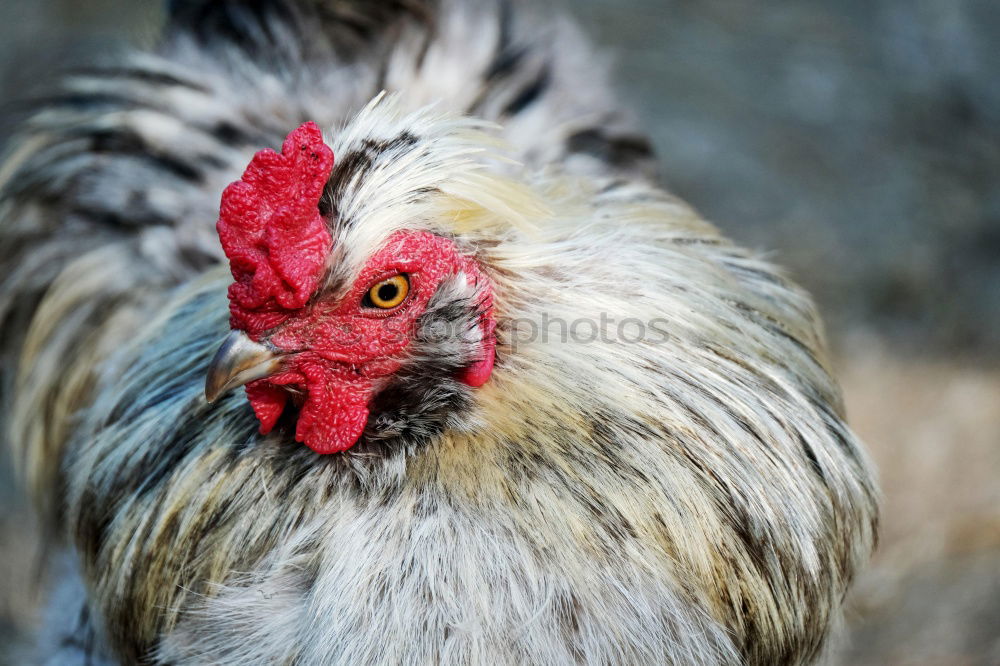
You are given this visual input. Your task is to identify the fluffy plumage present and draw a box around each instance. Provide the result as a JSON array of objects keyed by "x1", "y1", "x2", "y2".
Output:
[{"x1": 0, "y1": 1, "x2": 877, "y2": 664}]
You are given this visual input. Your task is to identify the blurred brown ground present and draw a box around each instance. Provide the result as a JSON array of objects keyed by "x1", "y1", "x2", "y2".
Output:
[
  {"x1": 835, "y1": 345, "x2": 1000, "y2": 665},
  {"x1": 1, "y1": 1, "x2": 998, "y2": 663}
]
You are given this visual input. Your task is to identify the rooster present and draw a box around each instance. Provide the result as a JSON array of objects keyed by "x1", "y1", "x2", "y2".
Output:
[{"x1": 0, "y1": 1, "x2": 877, "y2": 664}]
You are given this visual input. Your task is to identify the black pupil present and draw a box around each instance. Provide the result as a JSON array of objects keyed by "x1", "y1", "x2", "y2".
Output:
[{"x1": 377, "y1": 282, "x2": 398, "y2": 303}]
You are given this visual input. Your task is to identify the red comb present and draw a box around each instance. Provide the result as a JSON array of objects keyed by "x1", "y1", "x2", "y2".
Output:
[{"x1": 217, "y1": 121, "x2": 334, "y2": 337}]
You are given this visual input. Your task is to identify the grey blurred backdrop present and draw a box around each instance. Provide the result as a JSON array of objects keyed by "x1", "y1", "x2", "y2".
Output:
[{"x1": 1, "y1": 1, "x2": 998, "y2": 664}]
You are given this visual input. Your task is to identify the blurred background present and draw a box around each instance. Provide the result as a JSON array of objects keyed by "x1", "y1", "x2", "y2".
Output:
[{"x1": 1, "y1": 0, "x2": 997, "y2": 663}]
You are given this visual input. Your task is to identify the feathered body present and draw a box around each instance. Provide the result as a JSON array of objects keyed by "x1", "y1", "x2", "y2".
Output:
[{"x1": 0, "y1": 1, "x2": 876, "y2": 664}]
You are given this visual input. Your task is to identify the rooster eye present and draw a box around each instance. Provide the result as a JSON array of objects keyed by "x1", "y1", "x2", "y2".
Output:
[{"x1": 364, "y1": 274, "x2": 409, "y2": 309}]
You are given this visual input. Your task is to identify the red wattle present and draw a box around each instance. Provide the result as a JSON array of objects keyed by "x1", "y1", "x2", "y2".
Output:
[
  {"x1": 292, "y1": 361, "x2": 371, "y2": 454},
  {"x1": 245, "y1": 382, "x2": 287, "y2": 434}
]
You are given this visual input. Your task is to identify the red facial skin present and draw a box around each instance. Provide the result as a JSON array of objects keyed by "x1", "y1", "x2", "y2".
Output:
[
  {"x1": 217, "y1": 122, "x2": 494, "y2": 454},
  {"x1": 247, "y1": 230, "x2": 495, "y2": 454}
]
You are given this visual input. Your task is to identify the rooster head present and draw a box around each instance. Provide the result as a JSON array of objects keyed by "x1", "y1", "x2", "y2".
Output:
[{"x1": 205, "y1": 115, "x2": 500, "y2": 454}]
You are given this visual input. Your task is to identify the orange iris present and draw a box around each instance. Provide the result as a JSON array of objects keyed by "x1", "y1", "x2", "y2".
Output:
[{"x1": 367, "y1": 274, "x2": 409, "y2": 309}]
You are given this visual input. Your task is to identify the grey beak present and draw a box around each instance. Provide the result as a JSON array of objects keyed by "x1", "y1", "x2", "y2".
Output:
[{"x1": 205, "y1": 331, "x2": 283, "y2": 403}]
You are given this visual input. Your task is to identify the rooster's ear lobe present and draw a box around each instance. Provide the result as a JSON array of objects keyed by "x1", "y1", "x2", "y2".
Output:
[
  {"x1": 458, "y1": 311, "x2": 496, "y2": 388},
  {"x1": 458, "y1": 348, "x2": 494, "y2": 387}
]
